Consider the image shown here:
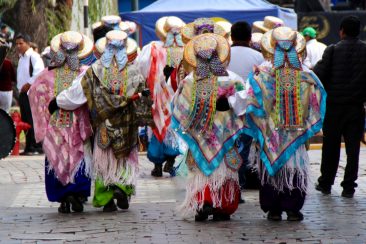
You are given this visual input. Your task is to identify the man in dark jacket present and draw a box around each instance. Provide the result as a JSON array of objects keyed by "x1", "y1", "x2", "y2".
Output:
[{"x1": 314, "y1": 16, "x2": 366, "y2": 198}]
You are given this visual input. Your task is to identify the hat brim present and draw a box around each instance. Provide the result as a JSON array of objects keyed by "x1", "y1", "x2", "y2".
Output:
[
  {"x1": 252, "y1": 21, "x2": 269, "y2": 33},
  {"x1": 261, "y1": 28, "x2": 306, "y2": 56},
  {"x1": 181, "y1": 23, "x2": 227, "y2": 44},
  {"x1": 155, "y1": 17, "x2": 185, "y2": 42},
  {"x1": 94, "y1": 37, "x2": 138, "y2": 62},
  {"x1": 50, "y1": 32, "x2": 94, "y2": 60},
  {"x1": 184, "y1": 33, "x2": 230, "y2": 68}
]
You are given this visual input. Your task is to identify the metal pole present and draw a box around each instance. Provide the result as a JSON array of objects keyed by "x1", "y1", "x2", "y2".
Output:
[
  {"x1": 84, "y1": 0, "x2": 89, "y2": 35},
  {"x1": 132, "y1": 0, "x2": 139, "y2": 11},
  {"x1": 131, "y1": 0, "x2": 139, "y2": 45}
]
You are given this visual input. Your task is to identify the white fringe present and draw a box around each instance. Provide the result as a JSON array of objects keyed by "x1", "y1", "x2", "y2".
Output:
[
  {"x1": 255, "y1": 144, "x2": 309, "y2": 193},
  {"x1": 93, "y1": 140, "x2": 139, "y2": 187},
  {"x1": 177, "y1": 161, "x2": 239, "y2": 217}
]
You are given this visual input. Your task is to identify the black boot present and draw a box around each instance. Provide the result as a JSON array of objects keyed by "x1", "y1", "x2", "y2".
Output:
[
  {"x1": 194, "y1": 204, "x2": 213, "y2": 222},
  {"x1": 163, "y1": 157, "x2": 175, "y2": 173},
  {"x1": 103, "y1": 199, "x2": 117, "y2": 212},
  {"x1": 267, "y1": 211, "x2": 282, "y2": 221},
  {"x1": 286, "y1": 211, "x2": 304, "y2": 221},
  {"x1": 113, "y1": 187, "x2": 129, "y2": 210},
  {"x1": 58, "y1": 201, "x2": 71, "y2": 214},
  {"x1": 66, "y1": 195, "x2": 83, "y2": 213},
  {"x1": 151, "y1": 164, "x2": 163, "y2": 177}
]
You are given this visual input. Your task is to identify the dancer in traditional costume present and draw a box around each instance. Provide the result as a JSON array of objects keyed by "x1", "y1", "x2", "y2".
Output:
[
  {"x1": 28, "y1": 31, "x2": 94, "y2": 213},
  {"x1": 229, "y1": 27, "x2": 326, "y2": 221},
  {"x1": 172, "y1": 33, "x2": 245, "y2": 221},
  {"x1": 137, "y1": 16, "x2": 186, "y2": 177},
  {"x1": 55, "y1": 30, "x2": 150, "y2": 212}
]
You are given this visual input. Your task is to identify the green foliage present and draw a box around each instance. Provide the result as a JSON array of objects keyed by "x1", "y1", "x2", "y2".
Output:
[
  {"x1": 88, "y1": 0, "x2": 118, "y2": 24},
  {"x1": 45, "y1": 2, "x2": 71, "y2": 43},
  {"x1": 0, "y1": 0, "x2": 17, "y2": 11}
]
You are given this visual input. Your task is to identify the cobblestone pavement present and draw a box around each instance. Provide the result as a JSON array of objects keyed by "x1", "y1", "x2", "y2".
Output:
[{"x1": 0, "y1": 148, "x2": 365, "y2": 243}]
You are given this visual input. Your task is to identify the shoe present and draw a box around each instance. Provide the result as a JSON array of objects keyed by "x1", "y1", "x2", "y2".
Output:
[
  {"x1": 213, "y1": 213, "x2": 231, "y2": 221},
  {"x1": 103, "y1": 199, "x2": 117, "y2": 212},
  {"x1": 315, "y1": 183, "x2": 331, "y2": 195},
  {"x1": 286, "y1": 211, "x2": 304, "y2": 221},
  {"x1": 113, "y1": 187, "x2": 129, "y2": 209},
  {"x1": 151, "y1": 164, "x2": 163, "y2": 177},
  {"x1": 20, "y1": 150, "x2": 38, "y2": 156},
  {"x1": 194, "y1": 204, "x2": 213, "y2": 222},
  {"x1": 58, "y1": 201, "x2": 71, "y2": 214},
  {"x1": 341, "y1": 190, "x2": 354, "y2": 198},
  {"x1": 239, "y1": 196, "x2": 245, "y2": 204},
  {"x1": 66, "y1": 195, "x2": 83, "y2": 212},
  {"x1": 267, "y1": 211, "x2": 282, "y2": 221},
  {"x1": 163, "y1": 157, "x2": 175, "y2": 173}
]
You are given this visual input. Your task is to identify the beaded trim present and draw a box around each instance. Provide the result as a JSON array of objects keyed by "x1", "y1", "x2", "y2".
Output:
[
  {"x1": 166, "y1": 46, "x2": 183, "y2": 68},
  {"x1": 103, "y1": 65, "x2": 128, "y2": 96},
  {"x1": 274, "y1": 68, "x2": 303, "y2": 130},
  {"x1": 183, "y1": 76, "x2": 218, "y2": 135},
  {"x1": 50, "y1": 66, "x2": 77, "y2": 128}
]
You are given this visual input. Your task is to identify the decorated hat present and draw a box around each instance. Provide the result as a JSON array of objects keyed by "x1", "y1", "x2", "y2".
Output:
[
  {"x1": 250, "y1": 32, "x2": 263, "y2": 52},
  {"x1": 261, "y1": 26, "x2": 306, "y2": 59},
  {"x1": 181, "y1": 18, "x2": 227, "y2": 44},
  {"x1": 183, "y1": 33, "x2": 230, "y2": 69},
  {"x1": 50, "y1": 31, "x2": 94, "y2": 60},
  {"x1": 94, "y1": 30, "x2": 138, "y2": 62},
  {"x1": 92, "y1": 15, "x2": 137, "y2": 42},
  {"x1": 252, "y1": 16, "x2": 284, "y2": 34},
  {"x1": 302, "y1": 27, "x2": 317, "y2": 38},
  {"x1": 155, "y1": 16, "x2": 186, "y2": 42}
]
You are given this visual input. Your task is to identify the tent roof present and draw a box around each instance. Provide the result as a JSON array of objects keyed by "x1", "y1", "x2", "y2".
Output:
[
  {"x1": 139, "y1": 0, "x2": 277, "y2": 12},
  {"x1": 122, "y1": 0, "x2": 297, "y2": 46}
]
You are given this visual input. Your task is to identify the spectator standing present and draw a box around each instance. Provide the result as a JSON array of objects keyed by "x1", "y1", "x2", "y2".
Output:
[
  {"x1": 15, "y1": 34, "x2": 44, "y2": 155},
  {"x1": 227, "y1": 21, "x2": 264, "y2": 202},
  {"x1": 314, "y1": 16, "x2": 366, "y2": 198},
  {"x1": 0, "y1": 38, "x2": 15, "y2": 112},
  {"x1": 302, "y1": 27, "x2": 327, "y2": 69}
]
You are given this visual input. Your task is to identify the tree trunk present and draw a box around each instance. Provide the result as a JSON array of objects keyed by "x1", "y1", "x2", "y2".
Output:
[{"x1": 2, "y1": 0, "x2": 48, "y2": 62}]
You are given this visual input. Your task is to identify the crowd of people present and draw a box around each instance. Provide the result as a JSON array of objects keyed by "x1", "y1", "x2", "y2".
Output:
[{"x1": 0, "y1": 14, "x2": 365, "y2": 222}]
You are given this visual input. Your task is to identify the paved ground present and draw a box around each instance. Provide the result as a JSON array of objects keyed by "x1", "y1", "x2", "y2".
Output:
[{"x1": 0, "y1": 148, "x2": 365, "y2": 243}]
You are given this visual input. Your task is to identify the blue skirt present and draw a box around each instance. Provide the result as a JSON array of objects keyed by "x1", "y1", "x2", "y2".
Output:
[
  {"x1": 45, "y1": 158, "x2": 91, "y2": 202},
  {"x1": 147, "y1": 134, "x2": 180, "y2": 164}
]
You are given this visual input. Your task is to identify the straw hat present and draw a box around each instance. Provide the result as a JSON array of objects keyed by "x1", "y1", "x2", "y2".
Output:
[
  {"x1": 181, "y1": 18, "x2": 226, "y2": 44},
  {"x1": 250, "y1": 32, "x2": 263, "y2": 52},
  {"x1": 94, "y1": 30, "x2": 138, "y2": 62},
  {"x1": 252, "y1": 16, "x2": 284, "y2": 34},
  {"x1": 92, "y1": 15, "x2": 136, "y2": 40},
  {"x1": 50, "y1": 31, "x2": 93, "y2": 60},
  {"x1": 183, "y1": 33, "x2": 230, "y2": 68},
  {"x1": 261, "y1": 27, "x2": 306, "y2": 59},
  {"x1": 155, "y1": 16, "x2": 186, "y2": 42}
]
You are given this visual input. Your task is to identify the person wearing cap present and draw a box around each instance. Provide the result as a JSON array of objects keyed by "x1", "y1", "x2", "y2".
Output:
[
  {"x1": 302, "y1": 27, "x2": 327, "y2": 69},
  {"x1": 137, "y1": 16, "x2": 186, "y2": 177},
  {"x1": 55, "y1": 30, "x2": 150, "y2": 212},
  {"x1": 15, "y1": 33, "x2": 45, "y2": 155},
  {"x1": 28, "y1": 31, "x2": 94, "y2": 213},
  {"x1": 314, "y1": 16, "x2": 366, "y2": 199},
  {"x1": 0, "y1": 38, "x2": 15, "y2": 112},
  {"x1": 172, "y1": 33, "x2": 245, "y2": 221},
  {"x1": 229, "y1": 27, "x2": 326, "y2": 221}
]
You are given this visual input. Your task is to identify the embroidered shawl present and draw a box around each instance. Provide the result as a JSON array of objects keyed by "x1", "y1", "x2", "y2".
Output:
[
  {"x1": 81, "y1": 61, "x2": 148, "y2": 159},
  {"x1": 28, "y1": 66, "x2": 92, "y2": 185},
  {"x1": 171, "y1": 72, "x2": 245, "y2": 176},
  {"x1": 243, "y1": 65, "x2": 326, "y2": 176}
]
